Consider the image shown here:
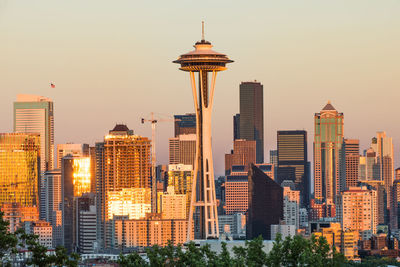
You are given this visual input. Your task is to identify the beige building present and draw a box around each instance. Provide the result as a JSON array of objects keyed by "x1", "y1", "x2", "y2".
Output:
[
  {"x1": 337, "y1": 186, "x2": 378, "y2": 239},
  {"x1": 161, "y1": 186, "x2": 186, "y2": 219},
  {"x1": 32, "y1": 220, "x2": 53, "y2": 248},
  {"x1": 56, "y1": 143, "x2": 88, "y2": 168},
  {"x1": 312, "y1": 222, "x2": 358, "y2": 260},
  {"x1": 167, "y1": 164, "x2": 193, "y2": 216},
  {"x1": 113, "y1": 213, "x2": 193, "y2": 248},
  {"x1": 283, "y1": 183, "x2": 300, "y2": 229},
  {"x1": 225, "y1": 139, "x2": 256, "y2": 174}
]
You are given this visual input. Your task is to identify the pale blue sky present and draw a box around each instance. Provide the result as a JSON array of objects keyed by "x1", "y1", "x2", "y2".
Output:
[{"x1": 1, "y1": 0, "x2": 400, "y2": 175}]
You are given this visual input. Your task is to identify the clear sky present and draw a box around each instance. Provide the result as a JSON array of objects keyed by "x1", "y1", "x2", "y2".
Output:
[{"x1": 1, "y1": 0, "x2": 400, "y2": 176}]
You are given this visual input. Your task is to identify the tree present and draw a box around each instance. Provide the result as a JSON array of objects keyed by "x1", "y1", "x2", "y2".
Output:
[{"x1": 0, "y1": 211, "x2": 18, "y2": 265}]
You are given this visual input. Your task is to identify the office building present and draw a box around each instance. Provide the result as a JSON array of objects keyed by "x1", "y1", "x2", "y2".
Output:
[
  {"x1": 43, "y1": 169, "x2": 63, "y2": 247},
  {"x1": 225, "y1": 174, "x2": 248, "y2": 215},
  {"x1": 314, "y1": 101, "x2": 344, "y2": 205},
  {"x1": 271, "y1": 224, "x2": 296, "y2": 240},
  {"x1": 1, "y1": 203, "x2": 39, "y2": 233},
  {"x1": 30, "y1": 220, "x2": 53, "y2": 249},
  {"x1": 277, "y1": 130, "x2": 310, "y2": 207},
  {"x1": 390, "y1": 169, "x2": 400, "y2": 230},
  {"x1": 75, "y1": 193, "x2": 96, "y2": 254},
  {"x1": 168, "y1": 134, "x2": 196, "y2": 167},
  {"x1": 343, "y1": 139, "x2": 360, "y2": 190},
  {"x1": 218, "y1": 213, "x2": 246, "y2": 239},
  {"x1": 239, "y1": 81, "x2": 264, "y2": 163},
  {"x1": 270, "y1": 150, "x2": 278, "y2": 166},
  {"x1": 371, "y1": 132, "x2": 394, "y2": 208},
  {"x1": 247, "y1": 164, "x2": 283, "y2": 240},
  {"x1": 282, "y1": 181, "x2": 300, "y2": 229},
  {"x1": 0, "y1": 133, "x2": 40, "y2": 209},
  {"x1": 14, "y1": 94, "x2": 54, "y2": 172},
  {"x1": 225, "y1": 139, "x2": 256, "y2": 175},
  {"x1": 337, "y1": 186, "x2": 378, "y2": 239},
  {"x1": 56, "y1": 143, "x2": 89, "y2": 169},
  {"x1": 174, "y1": 113, "x2": 196, "y2": 137}
]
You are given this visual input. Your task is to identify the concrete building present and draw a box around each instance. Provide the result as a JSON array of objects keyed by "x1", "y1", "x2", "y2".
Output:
[
  {"x1": 76, "y1": 193, "x2": 96, "y2": 254},
  {"x1": 337, "y1": 186, "x2": 378, "y2": 239},
  {"x1": 282, "y1": 182, "x2": 300, "y2": 229},
  {"x1": 167, "y1": 164, "x2": 193, "y2": 217},
  {"x1": 161, "y1": 186, "x2": 186, "y2": 220},
  {"x1": 271, "y1": 224, "x2": 296, "y2": 240},
  {"x1": 239, "y1": 81, "x2": 264, "y2": 163},
  {"x1": 225, "y1": 174, "x2": 248, "y2": 215},
  {"x1": 113, "y1": 214, "x2": 192, "y2": 248},
  {"x1": 314, "y1": 101, "x2": 344, "y2": 205},
  {"x1": 218, "y1": 213, "x2": 246, "y2": 239},
  {"x1": 30, "y1": 220, "x2": 53, "y2": 249},
  {"x1": 277, "y1": 130, "x2": 310, "y2": 207}
]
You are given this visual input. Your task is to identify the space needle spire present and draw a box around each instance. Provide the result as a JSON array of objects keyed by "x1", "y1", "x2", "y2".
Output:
[{"x1": 173, "y1": 23, "x2": 233, "y2": 240}]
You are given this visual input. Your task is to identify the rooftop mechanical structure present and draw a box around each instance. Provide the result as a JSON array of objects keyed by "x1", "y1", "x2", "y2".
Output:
[{"x1": 173, "y1": 23, "x2": 233, "y2": 240}]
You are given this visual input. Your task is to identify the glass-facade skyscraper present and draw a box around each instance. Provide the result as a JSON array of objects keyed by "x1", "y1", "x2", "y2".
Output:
[
  {"x1": 14, "y1": 94, "x2": 54, "y2": 173},
  {"x1": 314, "y1": 101, "x2": 344, "y2": 205},
  {"x1": 277, "y1": 130, "x2": 310, "y2": 207},
  {"x1": 239, "y1": 81, "x2": 264, "y2": 163},
  {"x1": 0, "y1": 133, "x2": 40, "y2": 208}
]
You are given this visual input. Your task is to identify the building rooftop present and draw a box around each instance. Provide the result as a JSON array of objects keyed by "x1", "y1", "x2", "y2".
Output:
[{"x1": 321, "y1": 101, "x2": 336, "y2": 111}]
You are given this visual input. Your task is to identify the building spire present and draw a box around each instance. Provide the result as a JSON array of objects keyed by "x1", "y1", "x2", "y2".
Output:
[{"x1": 201, "y1": 21, "x2": 205, "y2": 41}]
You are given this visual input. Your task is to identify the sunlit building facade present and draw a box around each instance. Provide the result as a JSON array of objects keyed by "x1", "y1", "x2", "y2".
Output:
[
  {"x1": 56, "y1": 143, "x2": 89, "y2": 169},
  {"x1": 314, "y1": 101, "x2": 344, "y2": 205},
  {"x1": 107, "y1": 188, "x2": 151, "y2": 220},
  {"x1": 161, "y1": 186, "x2": 186, "y2": 220},
  {"x1": 167, "y1": 164, "x2": 193, "y2": 216},
  {"x1": 0, "y1": 133, "x2": 40, "y2": 209},
  {"x1": 168, "y1": 134, "x2": 196, "y2": 167}
]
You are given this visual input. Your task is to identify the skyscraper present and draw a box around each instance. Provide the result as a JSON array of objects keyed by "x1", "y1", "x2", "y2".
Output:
[
  {"x1": 173, "y1": 24, "x2": 233, "y2": 240},
  {"x1": 314, "y1": 101, "x2": 344, "y2": 205},
  {"x1": 233, "y1": 113, "x2": 240, "y2": 140},
  {"x1": 168, "y1": 134, "x2": 196, "y2": 167},
  {"x1": 174, "y1": 114, "x2": 196, "y2": 137},
  {"x1": 343, "y1": 139, "x2": 360, "y2": 190},
  {"x1": 371, "y1": 131, "x2": 394, "y2": 208},
  {"x1": 56, "y1": 143, "x2": 89, "y2": 169},
  {"x1": 239, "y1": 81, "x2": 264, "y2": 163},
  {"x1": 225, "y1": 139, "x2": 256, "y2": 175},
  {"x1": 14, "y1": 94, "x2": 54, "y2": 173},
  {"x1": 0, "y1": 133, "x2": 40, "y2": 209},
  {"x1": 277, "y1": 130, "x2": 310, "y2": 207},
  {"x1": 97, "y1": 124, "x2": 151, "y2": 248},
  {"x1": 247, "y1": 164, "x2": 283, "y2": 240}
]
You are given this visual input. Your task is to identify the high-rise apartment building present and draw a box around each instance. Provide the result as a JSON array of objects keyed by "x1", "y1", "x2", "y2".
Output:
[
  {"x1": 239, "y1": 81, "x2": 264, "y2": 163},
  {"x1": 14, "y1": 94, "x2": 54, "y2": 173},
  {"x1": 391, "y1": 176, "x2": 400, "y2": 230},
  {"x1": 75, "y1": 194, "x2": 97, "y2": 254},
  {"x1": 174, "y1": 114, "x2": 196, "y2": 137},
  {"x1": 56, "y1": 143, "x2": 89, "y2": 168},
  {"x1": 314, "y1": 101, "x2": 344, "y2": 205},
  {"x1": 0, "y1": 133, "x2": 40, "y2": 209},
  {"x1": 161, "y1": 186, "x2": 186, "y2": 220},
  {"x1": 167, "y1": 164, "x2": 192, "y2": 216},
  {"x1": 168, "y1": 134, "x2": 196, "y2": 167},
  {"x1": 343, "y1": 139, "x2": 360, "y2": 190},
  {"x1": 337, "y1": 186, "x2": 378, "y2": 239},
  {"x1": 277, "y1": 130, "x2": 310, "y2": 207},
  {"x1": 247, "y1": 164, "x2": 283, "y2": 240},
  {"x1": 282, "y1": 181, "x2": 300, "y2": 229},
  {"x1": 107, "y1": 188, "x2": 151, "y2": 220},
  {"x1": 225, "y1": 139, "x2": 256, "y2": 175},
  {"x1": 97, "y1": 124, "x2": 151, "y2": 248}
]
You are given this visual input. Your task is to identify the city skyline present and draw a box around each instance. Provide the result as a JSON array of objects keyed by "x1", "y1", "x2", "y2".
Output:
[{"x1": 1, "y1": 1, "x2": 400, "y2": 177}]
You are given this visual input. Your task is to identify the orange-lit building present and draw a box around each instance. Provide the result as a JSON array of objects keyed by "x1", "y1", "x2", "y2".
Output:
[
  {"x1": 167, "y1": 164, "x2": 193, "y2": 216},
  {"x1": 337, "y1": 186, "x2": 377, "y2": 240},
  {"x1": 113, "y1": 213, "x2": 193, "y2": 248},
  {"x1": 160, "y1": 186, "x2": 186, "y2": 220},
  {"x1": 107, "y1": 188, "x2": 151, "y2": 220},
  {"x1": 225, "y1": 139, "x2": 256, "y2": 175},
  {"x1": 1, "y1": 203, "x2": 39, "y2": 233}
]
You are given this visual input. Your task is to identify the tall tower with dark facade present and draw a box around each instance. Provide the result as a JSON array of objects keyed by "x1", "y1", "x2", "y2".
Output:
[
  {"x1": 277, "y1": 130, "x2": 310, "y2": 207},
  {"x1": 174, "y1": 113, "x2": 196, "y2": 137},
  {"x1": 343, "y1": 139, "x2": 360, "y2": 190},
  {"x1": 173, "y1": 23, "x2": 233, "y2": 240},
  {"x1": 247, "y1": 164, "x2": 283, "y2": 240},
  {"x1": 239, "y1": 81, "x2": 264, "y2": 163},
  {"x1": 314, "y1": 101, "x2": 344, "y2": 206}
]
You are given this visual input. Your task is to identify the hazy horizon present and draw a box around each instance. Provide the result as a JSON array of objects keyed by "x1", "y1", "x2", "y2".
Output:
[{"x1": 1, "y1": 0, "x2": 400, "y2": 176}]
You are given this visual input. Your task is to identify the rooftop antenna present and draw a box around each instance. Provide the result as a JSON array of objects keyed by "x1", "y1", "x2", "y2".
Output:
[{"x1": 202, "y1": 21, "x2": 205, "y2": 41}]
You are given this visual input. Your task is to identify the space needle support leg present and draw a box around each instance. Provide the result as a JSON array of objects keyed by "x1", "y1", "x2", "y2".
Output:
[{"x1": 187, "y1": 71, "x2": 199, "y2": 242}]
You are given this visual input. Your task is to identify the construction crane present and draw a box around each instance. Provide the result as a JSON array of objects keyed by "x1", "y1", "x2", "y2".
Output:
[{"x1": 141, "y1": 112, "x2": 179, "y2": 213}]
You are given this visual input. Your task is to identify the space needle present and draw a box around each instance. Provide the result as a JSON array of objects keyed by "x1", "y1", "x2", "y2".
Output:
[{"x1": 173, "y1": 22, "x2": 233, "y2": 240}]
